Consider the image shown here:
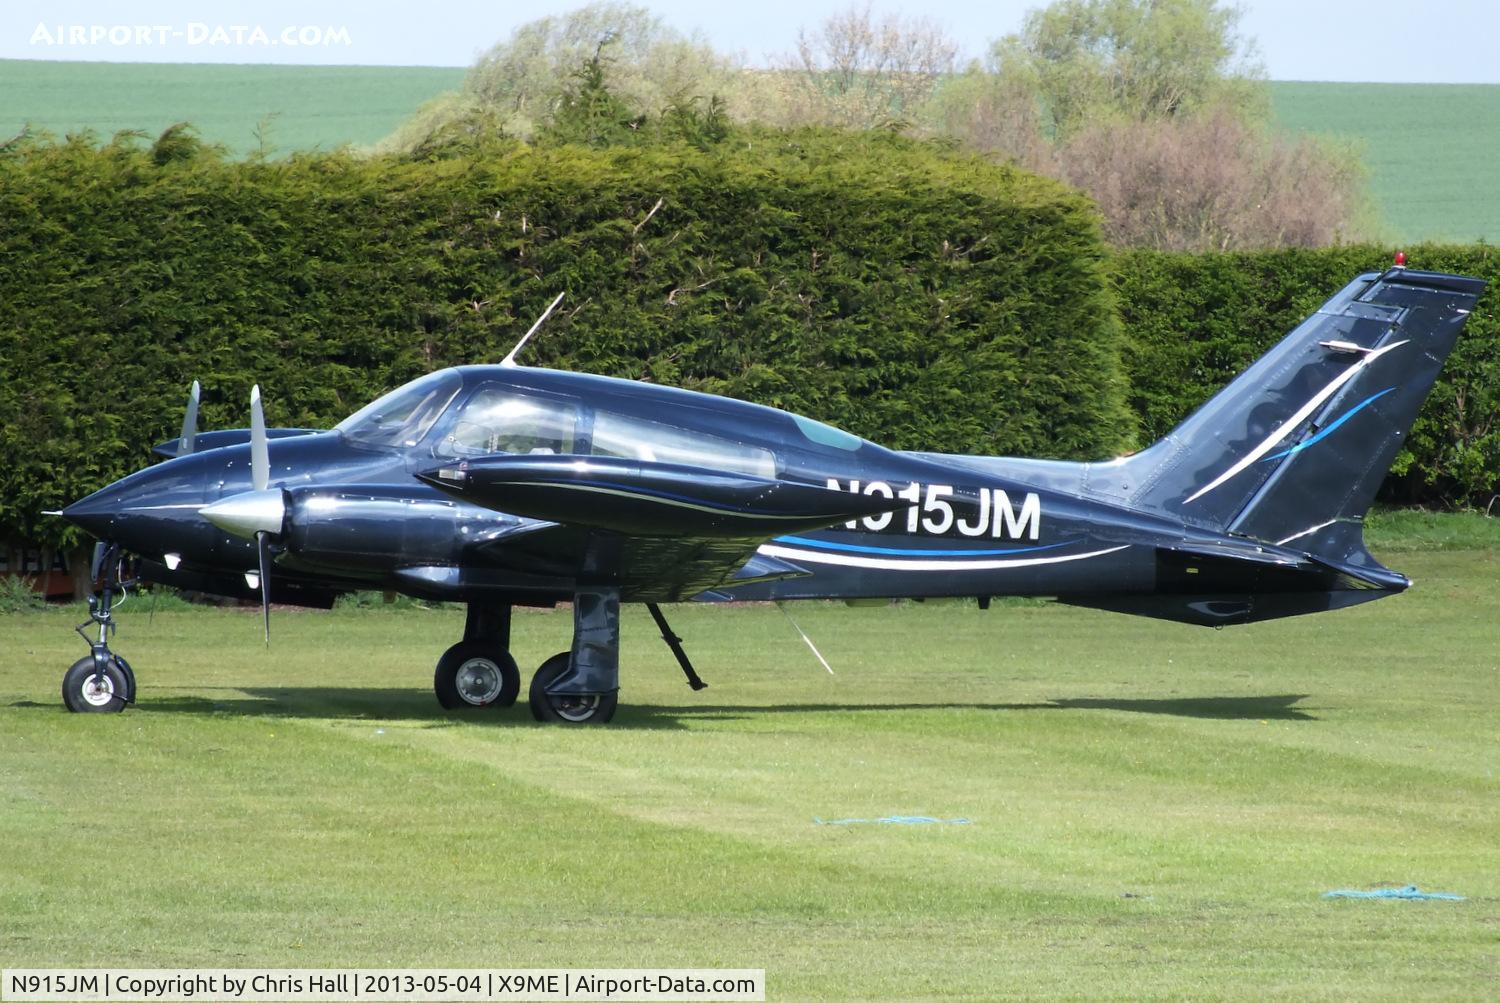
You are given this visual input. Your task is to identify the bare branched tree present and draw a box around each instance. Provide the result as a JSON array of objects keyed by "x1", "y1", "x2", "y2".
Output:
[
  {"x1": 927, "y1": 68, "x2": 1059, "y2": 173},
  {"x1": 770, "y1": 3, "x2": 959, "y2": 129},
  {"x1": 1058, "y1": 107, "x2": 1368, "y2": 249}
]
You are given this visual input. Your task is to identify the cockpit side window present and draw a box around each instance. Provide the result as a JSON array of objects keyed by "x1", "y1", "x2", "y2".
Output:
[
  {"x1": 436, "y1": 387, "x2": 579, "y2": 457},
  {"x1": 336, "y1": 370, "x2": 462, "y2": 448},
  {"x1": 591, "y1": 410, "x2": 776, "y2": 477}
]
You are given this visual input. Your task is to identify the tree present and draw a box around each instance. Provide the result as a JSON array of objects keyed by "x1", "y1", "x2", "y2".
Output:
[
  {"x1": 763, "y1": 3, "x2": 959, "y2": 129},
  {"x1": 1057, "y1": 108, "x2": 1367, "y2": 249},
  {"x1": 927, "y1": 67, "x2": 1060, "y2": 172},
  {"x1": 990, "y1": 0, "x2": 1265, "y2": 138},
  {"x1": 377, "y1": 3, "x2": 731, "y2": 152},
  {"x1": 929, "y1": 0, "x2": 1370, "y2": 249},
  {"x1": 464, "y1": 2, "x2": 730, "y2": 139},
  {"x1": 541, "y1": 47, "x2": 644, "y2": 147}
]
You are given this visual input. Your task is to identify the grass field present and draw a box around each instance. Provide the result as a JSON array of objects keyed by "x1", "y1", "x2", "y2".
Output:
[
  {"x1": 4, "y1": 60, "x2": 1499, "y2": 244},
  {"x1": 1, "y1": 514, "x2": 1495, "y2": 999}
]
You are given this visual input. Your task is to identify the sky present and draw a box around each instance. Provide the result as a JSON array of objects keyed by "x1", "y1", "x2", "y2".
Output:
[{"x1": 4, "y1": 0, "x2": 1498, "y2": 84}]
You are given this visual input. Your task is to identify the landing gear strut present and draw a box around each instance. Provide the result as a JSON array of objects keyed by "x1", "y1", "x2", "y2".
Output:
[
  {"x1": 528, "y1": 588, "x2": 621, "y2": 724},
  {"x1": 62, "y1": 542, "x2": 137, "y2": 713},
  {"x1": 434, "y1": 603, "x2": 520, "y2": 709},
  {"x1": 436, "y1": 591, "x2": 705, "y2": 725}
]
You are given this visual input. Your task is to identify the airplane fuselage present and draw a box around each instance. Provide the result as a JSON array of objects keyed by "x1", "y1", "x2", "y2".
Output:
[{"x1": 65, "y1": 363, "x2": 1391, "y2": 625}]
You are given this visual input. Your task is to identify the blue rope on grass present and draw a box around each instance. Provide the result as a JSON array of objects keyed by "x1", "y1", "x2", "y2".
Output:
[
  {"x1": 814, "y1": 815, "x2": 971, "y2": 826},
  {"x1": 1324, "y1": 885, "x2": 1464, "y2": 901}
]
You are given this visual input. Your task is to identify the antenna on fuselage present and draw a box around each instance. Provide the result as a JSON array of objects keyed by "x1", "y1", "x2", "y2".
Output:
[
  {"x1": 776, "y1": 601, "x2": 836, "y2": 675},
  {"x1": 500, "y1": 292, "x2": 566, "y2": 368}
]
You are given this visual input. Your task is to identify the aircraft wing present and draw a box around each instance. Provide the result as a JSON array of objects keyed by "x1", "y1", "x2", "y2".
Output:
[
  {"x1": 416, "y1": 455, "x2": 904, "y2": 537},
  {"x1": 415, "y1": 455, "x2": 907, "y2": 601}
]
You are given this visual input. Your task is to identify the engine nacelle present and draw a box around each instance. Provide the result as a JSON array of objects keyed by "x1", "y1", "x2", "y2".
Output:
[{"x1": 281, "y1": 485, "x2": 528, "y2": 573}]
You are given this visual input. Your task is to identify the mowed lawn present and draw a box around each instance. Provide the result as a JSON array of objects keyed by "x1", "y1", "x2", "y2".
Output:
[{"x1": 0, "y1": 518, "x2": 1495, "y2": 999}]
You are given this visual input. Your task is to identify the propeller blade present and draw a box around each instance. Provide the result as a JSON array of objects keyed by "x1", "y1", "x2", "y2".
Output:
[
  {"x1": 250, "y1": 384, "x2": 268, "y2": 492},
  {"x1": 256, "y1": 530, "x2": 272, "y2": 646},
  {"x1": 178, "y1": 380, "x2": 200, "y2": 456}
]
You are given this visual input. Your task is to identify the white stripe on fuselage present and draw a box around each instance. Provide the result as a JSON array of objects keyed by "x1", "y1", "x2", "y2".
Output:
[{"x1": 758, "y1": 543, "x2": 1129, "y2": 572}]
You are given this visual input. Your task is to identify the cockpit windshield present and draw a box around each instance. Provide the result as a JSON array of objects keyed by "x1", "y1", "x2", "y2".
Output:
[
  {"x1": 435, "y1": 387, "x2": 579, "y2": 457},
  {"x1": 335, "y1": 370, "x2": 463, "y2": 448}
]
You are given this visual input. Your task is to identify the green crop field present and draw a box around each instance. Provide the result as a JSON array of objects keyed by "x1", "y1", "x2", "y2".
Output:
[
  {"x1": 0, "y1": 60, "x2": 463, "y2": 155},
  {"x1": 4, "y1": 61, "x2": 1500, "y2": 244},
  {"x1": 1, "y1": 512, "x2": 1495, "y2": 999},
  {"x1": 1270, "y1": 81, "x2": 1500, "y2": 245}
]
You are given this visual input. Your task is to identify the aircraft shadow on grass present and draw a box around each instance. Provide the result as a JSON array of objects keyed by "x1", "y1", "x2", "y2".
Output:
[{"x1": 31, "y1": 688, "x2": 1316, "y2": 727}]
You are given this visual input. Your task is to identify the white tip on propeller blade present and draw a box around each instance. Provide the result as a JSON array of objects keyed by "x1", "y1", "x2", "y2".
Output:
[
  {"x1": 256, "y1": 531, "x2": 272, "y2": 647},
  {"x1": 179, "y1": 380, "x2": 200, "y2": 455},
  {"x1": 250, "y1": 384, "x2": 268, "y2": 492}
]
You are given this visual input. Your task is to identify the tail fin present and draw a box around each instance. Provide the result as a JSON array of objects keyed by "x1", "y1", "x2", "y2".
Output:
[{"x1": 1130, "y1": 268, "x2": 1485, "y2": 562}]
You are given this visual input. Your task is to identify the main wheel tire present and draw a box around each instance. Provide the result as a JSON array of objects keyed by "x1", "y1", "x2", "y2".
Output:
[
  {"x1": 528, "y1": 651, "x2": 618, "y2": 725},
  {"x1": 62, "y1": 656, "x2": 130, "y2": 714},
  {"x1": 433, "y1": 642, "x2": 520, "y2": 710}
]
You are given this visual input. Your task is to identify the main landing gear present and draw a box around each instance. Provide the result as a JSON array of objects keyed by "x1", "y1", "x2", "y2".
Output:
[
  {"x1": 62, "y1": 542, "x2": 137, "y2": 714},
  {"x1": 433, "y1": 604, "x2": 521, "y2": 710},
  {"x1": 433, "y1": 590, "x2": 706, "y2": 725}
]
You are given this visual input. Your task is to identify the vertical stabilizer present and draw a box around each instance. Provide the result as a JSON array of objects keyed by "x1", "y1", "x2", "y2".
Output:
[{"x1": 1126, "y1": 268, "x2": 1483, "y2": 564}]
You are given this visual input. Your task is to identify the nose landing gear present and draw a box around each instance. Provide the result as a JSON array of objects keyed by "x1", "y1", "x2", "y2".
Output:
[{"x1": 62, "y1": 542, "x2": 137, "y2": 714}]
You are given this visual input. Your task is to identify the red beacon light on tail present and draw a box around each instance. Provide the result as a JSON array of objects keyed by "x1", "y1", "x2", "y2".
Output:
[{"x1": 1394, "y1": 250, "x2": 1407, "y2": 266}]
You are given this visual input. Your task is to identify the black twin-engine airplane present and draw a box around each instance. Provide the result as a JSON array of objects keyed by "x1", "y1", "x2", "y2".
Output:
[{"x1": 58, "y1": 266, "x2": 1484, "y2": 723}]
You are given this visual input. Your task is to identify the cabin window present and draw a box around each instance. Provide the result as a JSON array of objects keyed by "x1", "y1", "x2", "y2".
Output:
[
  {"x1": 591, "y1": 411, "x2": 776, "y2": 477},
  {"x1": 437, "y1": 388, "x2": 579, "y2": 457},
  {"x1": 336, "y1": 370, "x2": 463, "y2": 448},
  {"x1": 792, "y1": 413, "x2": 862, "y2": 451}
]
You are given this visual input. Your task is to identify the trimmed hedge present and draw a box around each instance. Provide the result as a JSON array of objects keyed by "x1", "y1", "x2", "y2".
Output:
[
  {"x1": 0, "y1": 130, "x2": 1132, "y2": 547},
  {"x1": 1114, "y1": 246, "x2": 1500, "y2": 509}
]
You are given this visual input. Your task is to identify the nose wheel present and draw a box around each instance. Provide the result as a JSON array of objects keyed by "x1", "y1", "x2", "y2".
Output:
[
  {"x1": 63, "y1": 541, "x2": 137, "y2": 714},
  {"x1": 62, "y1": 654, "x2": 134, "y2": 713}
]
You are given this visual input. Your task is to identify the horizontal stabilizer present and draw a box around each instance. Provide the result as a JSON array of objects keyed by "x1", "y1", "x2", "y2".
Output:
[
  {"x1": 416, "y1": 455, "x2": 911, "y2": 538},
  {"x1": 1163, "y1": 537, "x2": 1314, "y2": 571}
]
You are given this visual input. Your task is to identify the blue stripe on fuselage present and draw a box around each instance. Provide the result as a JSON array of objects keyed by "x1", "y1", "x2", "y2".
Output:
[{"x1": 770, "y1": 535, "x2": 1071, "y2": 557}]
